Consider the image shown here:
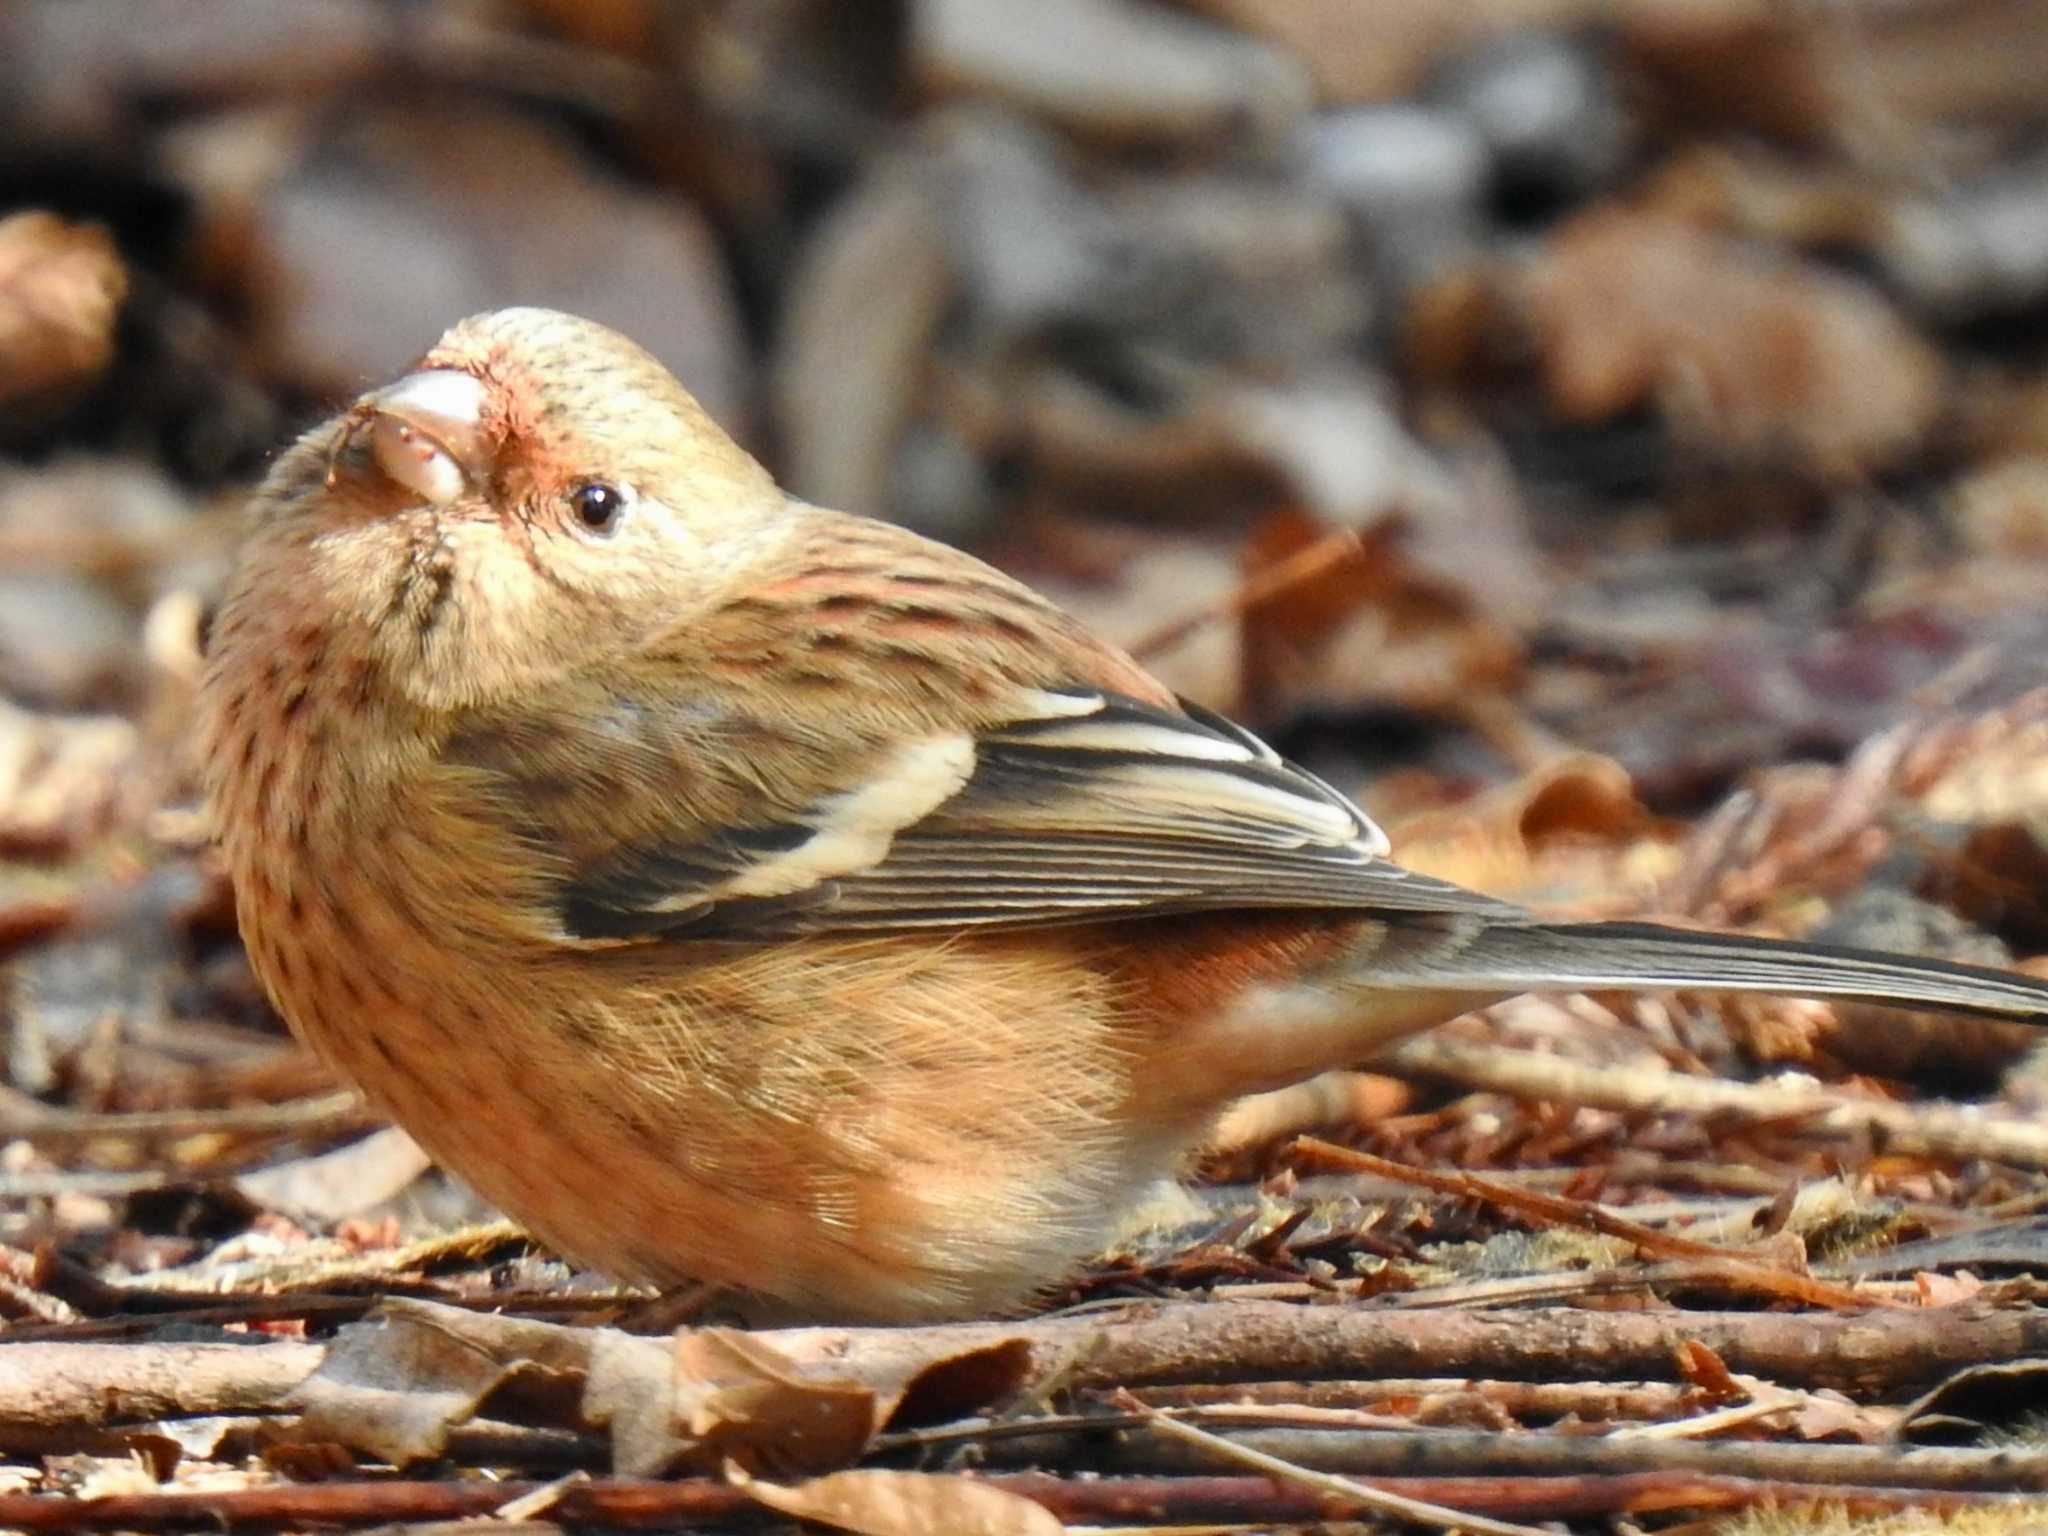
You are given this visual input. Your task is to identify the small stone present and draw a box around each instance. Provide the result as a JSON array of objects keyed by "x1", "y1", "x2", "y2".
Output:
[
  {"x1": 250, "y1": 106, "x2": 748, "y2": 429},
  {"x1": 1431, "y1": 31, "x2": 1628, "y2": 208},
  {"x1": 1880, "y1": 154, "x2": 2048, "y2": 322},
  {"x1": 1303, "y1": 104, "x2": 1492, "y2": 227},
  {"x1": 913, "y1": 0, "x2": 1311, "y2": 146}
]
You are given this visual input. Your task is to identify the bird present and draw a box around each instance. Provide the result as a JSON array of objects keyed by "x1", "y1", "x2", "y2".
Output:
[{"x1": 200, "y1": 306, "x2": 2048, "y2": 1322}]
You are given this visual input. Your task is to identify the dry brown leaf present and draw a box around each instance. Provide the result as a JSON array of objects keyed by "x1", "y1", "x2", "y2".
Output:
[
  {"x1": 596, "y1": 1317, "x2": 1032, "y2": 1477},
  {"x1": 1675, "y1": 1338, "x2": 1742, "y2": 1400},
  {"x1": 233, "y1": 1127, "x2": 434, "y2": 1227},
  {"x1": 1623, "y1": 0, "x2": 2048, "y2": 149},
  {"x1": 1640, "y1": 144, "x2": 1890, "y2": 251},
  {"x1": 1238, "y1": 505, "x2": 1522, "y2": 725},
  {"x1": 671, "y1": 1329, "x2": 880, "y2": 1477},
  {"x1": 0, "y1": 211, "x2": 126, "y2": 414},
  {"x1": 290, "y1": 1298, "x2": 607, "y2": 1468},
  {"x1": 583, "y1": 1324, "x2": 680, "y2": 1477},
  {"x1": 296, "y1": 1300, "x2": 1035, "y2": 1478},
  {"x1": 1950, "y1": 456, "x2": 2048, "y2": 559},
  {"x1": 1517, "y1": 209, "x2": 1945, "y2": 480},
  {"x1": 1911, "y1": 700, "x2": 2048, "y2": 828},
  {"x1": 1387, "y1": 753, "x2": 1678, "y2": 913},
  {"x1": 731, "y1": 1461, "x2": 1065, "y2": 1536},
  {"x1": 0, "y1": 702, "x2": 141, "y2": 855}
]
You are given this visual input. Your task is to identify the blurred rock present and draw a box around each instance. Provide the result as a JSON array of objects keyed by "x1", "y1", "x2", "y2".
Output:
[
  {"x1": 0, "y1": 572, "x2": 133, "y2": 706},
  {"x1": 1, "y1": 0, "x2": 386, "y2": 145},
  {"x1": 0, "y1": 701, "x2": 140, "y2": 855},
  {"x1": 889, "y1": 417, "x2": 996, "y2": 545},
  {"x1": 1880, "y1": 154, "x2": 2048, "y2": 322},
  {"x1": 1430, "y1": 30, "x2": 1629, "y2": 209},
  {"x1": 6, "y1": 928, "x2": 164, "y2": 1100},
  {"x1": 774, "y1": 146, "x2": 955, "y2": 519},
  {"x1": 928, "y1": 115, "x2": 1111, "y2": 334},
  {"x1": 1950, "y1": 456, "x2": 2048, "y2": 560},
  {"x1": 1182, "y1": 0, "x2": 1607, "y2": 104},
  {"x1": 1300, "y1": 104, "x2": 1488, "y2": 286},
  {"x1": 1304, "y1": 105, "x2": 1490, "y2": 225},
  {"x1": 248, "y1": 105, "x2": 748, "y2": 428},
  {"x1": 680, "y1": 0, "x2": 906, "y2": 164},
  {"x1": 0, "y1": 460, "x2": 209, "y2": 705},
  {"x1": 935, "y1": 113, "x2": 1363, "y2": 364},
  {"x1": 0, "y1": 212, "x2": 127, "y2": 429},
  {"x1": 1224, "y1": 377, "x2": 1458, "y2": 525},
  {"x1": 913, "y1": 0, "x2": 1312, "y2": 144},
  {"x1": 780, "y1": 108, "x2": 1371, "y2": 531}
]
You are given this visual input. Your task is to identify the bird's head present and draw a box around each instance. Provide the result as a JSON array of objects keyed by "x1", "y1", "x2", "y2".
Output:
[{"x1": 238, "y1": 307, "x2": 786, "y2": 711}]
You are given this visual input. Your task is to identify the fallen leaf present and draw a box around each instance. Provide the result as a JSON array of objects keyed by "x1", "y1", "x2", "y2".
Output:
[
  {"x1": 731, "y1": 1461, "x2": 1064, "y2": 1536},
  {"x1": 234, "y1": 1126, "x2": 434, "y2": 1227},
  {"x1": 0, "y1": 211, "x2": 126, "y2": 416},
  {"x1": 1517, "y1": 208, "x2": 1945, "y2": 480},
  {"x1": 289, "y1": 1299, "x2": 601, "y2": 1467},
  {"x1": 671, "y1": 1329, "x2": 880, "y2": 1477},
  {"x1": 1387, "y1": 753, "x2": 1678, "y2": 912},
  {"x1": 1675, "y1": 1338, "x2": 1740, "y2": 1400}
]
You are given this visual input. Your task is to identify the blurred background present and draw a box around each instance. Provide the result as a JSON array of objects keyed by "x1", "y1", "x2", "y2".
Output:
[{"x1": 10, "y1": 0, "x2": 2048, "y2": 1214}]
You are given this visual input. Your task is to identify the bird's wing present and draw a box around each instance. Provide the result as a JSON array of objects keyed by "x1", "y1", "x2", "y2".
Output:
[
  {"x1": 469, "y1": 682, "x2": 1521, "y2": 942},
  {"x1": 442, "y1": 509, "x2": 1526, "y2": 942}
]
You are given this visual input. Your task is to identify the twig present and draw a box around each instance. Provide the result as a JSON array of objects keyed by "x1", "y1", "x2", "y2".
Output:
[
  {"x1": 1372, "y1": 1256, "x2": 1874, "y2": 1311},
  {"x1": 1124, "y1": 1397, "x2": 1554, "y2": 1536},
  {"x1": 0, "y1": 1472, "x2": 2024, "y2": 1531},
  {"x1": 773, "y1": 1296, "x2": 2048, "y2": 1398},
  {"x1": 1384, "y1": 1035, "x2": 2048, "y2": 1170},
  {"x1": 11, "y1": 1300, "x2": 2048, "y2": 1433},
  {"x1": 987, "y1": 1421, "x2": 2048, "y2": 1493},
  {"x1": 0, "y1": 1340, "x2": 323, "y2": 1429},
  {"x1": 1127, "y1": 529, "x2": 1363, "y2": 661},
  {"x1": 1125, "y1": 1377, "x2": 1700, "y2": 1425},
  {"x1": 1292, "y1": 1137, "x2": 1887, "y2": 1311},
  {"x1": 0, "y1": 1090, "x2": 366, "y2": 1145}
]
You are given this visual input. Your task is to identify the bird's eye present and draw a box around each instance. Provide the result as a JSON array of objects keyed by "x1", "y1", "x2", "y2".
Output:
[{"x1": 568, "y1": 481, "x2": 629, "y2": 535}]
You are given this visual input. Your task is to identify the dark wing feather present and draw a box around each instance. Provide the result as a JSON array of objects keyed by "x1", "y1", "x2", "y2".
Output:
[{"x1": 557, "y1": 691, "x2": 1524, "y2": 940}]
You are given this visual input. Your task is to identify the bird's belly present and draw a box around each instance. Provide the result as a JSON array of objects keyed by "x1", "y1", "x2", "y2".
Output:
[{"x1": 253, "y1": 910, "x2": 1180, "y2": 1321}]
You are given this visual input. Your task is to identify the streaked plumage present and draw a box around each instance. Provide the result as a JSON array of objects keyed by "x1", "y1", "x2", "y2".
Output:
[{"x1": 201, "y1": 307, "x2": 2048, "y2": 1320}]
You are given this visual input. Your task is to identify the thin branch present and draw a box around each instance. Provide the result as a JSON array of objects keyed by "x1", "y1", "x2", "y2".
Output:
[
  {"x1": 1292, "y1": 1137, "x2": 1887, "y2": 1311},
  {"x1": 0, "y1": 1090, "x2": 366, "y2": 1145},
  {"x1": 1127, "y1": 1398, "x2": 1554, "y2": 1536},
  {"x1": 0, "y1": 1472, "x2": 2023, "y2": 1531},
  {"x1": 1384, "y1": 1035, "x2": 2048, "y2": 1170},
  {"x1": 1127, "y1": 528, "x2": 1363, "y2": 662}
]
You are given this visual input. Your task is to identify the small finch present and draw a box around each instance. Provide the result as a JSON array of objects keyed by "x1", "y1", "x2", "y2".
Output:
[{"x1": 202, "y1": 307, "x2": 2048, "y2": 1321}]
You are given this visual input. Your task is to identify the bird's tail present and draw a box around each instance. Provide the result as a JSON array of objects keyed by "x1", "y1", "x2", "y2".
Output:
[{"x1": 1353, "y1": 919, "x2": 2048, "y2": 1023}]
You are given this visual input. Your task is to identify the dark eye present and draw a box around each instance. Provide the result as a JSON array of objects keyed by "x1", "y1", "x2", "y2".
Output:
[{"x1": 568, "y1": 481, "x2": 628, "y2": 534}]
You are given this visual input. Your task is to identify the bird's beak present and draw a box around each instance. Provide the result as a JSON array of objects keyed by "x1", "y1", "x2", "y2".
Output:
[{"x1": 364, "y1": 369, "x2": 491, "y2": 505}]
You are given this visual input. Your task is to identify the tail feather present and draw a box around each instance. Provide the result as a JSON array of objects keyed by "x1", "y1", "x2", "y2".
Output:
[{"x1": 1363, "y1": 919, "x2": 2048, "y2": 1023}]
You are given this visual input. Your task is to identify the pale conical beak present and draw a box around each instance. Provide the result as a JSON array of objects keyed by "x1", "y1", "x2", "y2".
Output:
[{"x1": 365, "y1": 370, "x2": 490, "y2": 505}]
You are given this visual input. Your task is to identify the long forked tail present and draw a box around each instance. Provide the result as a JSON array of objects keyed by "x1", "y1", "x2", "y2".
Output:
[{"x1": 1360, "y1": 919, "x2": 2048, "y2": 1023}]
